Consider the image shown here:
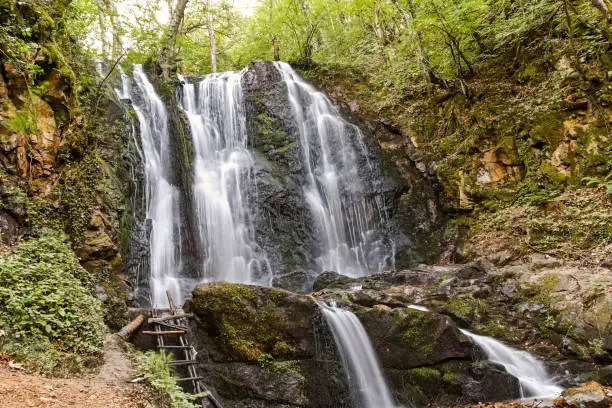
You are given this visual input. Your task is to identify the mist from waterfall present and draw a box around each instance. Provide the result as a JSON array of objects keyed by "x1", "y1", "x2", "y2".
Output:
[
  {"x1": 129, "y1": 65, "x2": 183, "y2": 307},
  {"x1": 179, "y1": 72, "x2": 272, "y2": 285},
  {"x1": 274, "y1": 61, "x2": 394, "y2": 278},
  {"x1": 318, "y1": 302, "x2": 399, "y2": 408}
]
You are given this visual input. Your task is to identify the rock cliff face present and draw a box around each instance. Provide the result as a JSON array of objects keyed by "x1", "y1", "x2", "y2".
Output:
[
  {"x1": 0, "y1": 1, "x2": 135, "y2": 329},
  {"x1": 240, "y1": 61, "x2": 446, "y2": 287},
  {"x1": 120, "y1": 61, "x2": 448, "y2": 299}
]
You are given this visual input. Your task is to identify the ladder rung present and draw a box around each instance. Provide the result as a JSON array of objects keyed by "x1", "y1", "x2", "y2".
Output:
[
  {"x1": 176, "y1": 376, "x2": 204, "y2": 382},
  {"x1": 168, "y1": 359, "x2": 198, "y2": 366},
  {"x1": 154, "y1": 321, "x2": 189, "y2": 331},
  {"x1": 148, "y1": 314, "x2": 193, "y2": 323},
  {"x1": 142, "y1": 330, "x2": 185, "y2": 336},
  {"x1": 158, "y1": 345, "x2": 194, "y2": 349}
]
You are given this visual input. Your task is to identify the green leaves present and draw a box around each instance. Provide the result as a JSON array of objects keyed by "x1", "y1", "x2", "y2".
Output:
[
  {"x1": 136, "y1": 351, "x2": 198, "y2": 408},
  {"x1": 0, "y1": 229, "x2": 105, "y2": 373}
]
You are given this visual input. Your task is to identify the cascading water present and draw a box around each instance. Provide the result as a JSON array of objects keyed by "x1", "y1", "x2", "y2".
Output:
[
  {"x1": 178, "y1": 72, "x2": 272, "y2": 284},
  {"x1": 460, "y1": 329, "x2": 563, "y2": 398},
  {"x1": 318, "y1": 302, "x2": 399, "y2": 408},
  {"x1": 128, "y1": 65, "x2": 183, "y2": 307},
  {"x1": 275, "y1": 62, "x2": 394, "y2": 277}
]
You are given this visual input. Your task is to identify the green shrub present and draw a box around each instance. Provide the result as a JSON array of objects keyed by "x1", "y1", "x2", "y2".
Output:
[
  {"x1": 0, "y1": 229, "x2": 105, "y2": 374},
  {"x1": 135, "y1": 351, "x2": 198, "y2": 408}
]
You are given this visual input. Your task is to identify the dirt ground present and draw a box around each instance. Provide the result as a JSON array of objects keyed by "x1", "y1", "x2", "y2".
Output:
[{"x1": 0, "y1": 335, "x2": 156, "y2": 408}]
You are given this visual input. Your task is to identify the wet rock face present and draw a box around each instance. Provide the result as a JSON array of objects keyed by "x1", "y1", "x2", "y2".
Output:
[
  {"x1": 240, "y1": 61, "x2": 442, "y2": 290},
  {"x1": 242, "y1": 61, "x2": 319, "y2": 284}
]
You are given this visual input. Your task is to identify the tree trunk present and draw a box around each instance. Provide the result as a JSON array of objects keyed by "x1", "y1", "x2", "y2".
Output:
[
  {"x1": 391, "y1": 0, "x2": 445, "y2": 86},
  {"x1": 374, "y1": 1, "x2": 385, "y2": 44},
  {"x1": 160, "y1": 0, "x2": 189, "y2": 78},
  {"x1": 207, "y1": 2, "x2": 217, "y2": 73},
  {"x1": 95, "y1": 0, "x2": 109, "y2": 57},
  {"x1": 273, "y1": 36, "x2": 280, "y2": 60},
  {"x1": 102, "y1": 0, "x2": 123, "y2": 59}
]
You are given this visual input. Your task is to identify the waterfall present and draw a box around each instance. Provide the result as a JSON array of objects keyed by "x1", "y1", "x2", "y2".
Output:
[
  {"x1": 178, "y1": 72, "x2": 272, "y2": 284},
  {"x1": 128, "y1": 64, "x2": 183, "y2": 307},
  {"x1": 318, "y1": 302, "x2": 398, "y2": 408},
  {"x1": 460, "y1": 329, "x2": 563, "y2": 398},
  {"x1": 274, "y1": 62, "x2": 394, "y2": 278}
]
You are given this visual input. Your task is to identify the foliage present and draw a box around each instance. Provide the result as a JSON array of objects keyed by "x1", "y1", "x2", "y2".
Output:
[
  {"x1": 0, "y1": 229, "x2": 105, "y2": 374},
  {"x1": 230, "y1": 0, "x2": 609, "y2": 85},
  {"x1": 135, "y1": 351, "x2": 198, "y2": 408}
]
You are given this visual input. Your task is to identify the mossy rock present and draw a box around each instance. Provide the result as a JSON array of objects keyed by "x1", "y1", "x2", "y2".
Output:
[
  {"x1": 188, "y1": 282, "x2": 317, "y2": 362},
  {"x1": 356, "y1": 307, "x2": 472, "y2": 369}
]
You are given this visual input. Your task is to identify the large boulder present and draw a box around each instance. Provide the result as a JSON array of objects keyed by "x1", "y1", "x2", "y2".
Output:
[
  {"x1": 189, "y1": 282, "x2": 317, "y2": 362},
  {"x1": 186, "y1": 282, "x2": 351, "y2": 407},
  {"x1": 356, "y1": 306, "x2": 472, "y2": 368}
]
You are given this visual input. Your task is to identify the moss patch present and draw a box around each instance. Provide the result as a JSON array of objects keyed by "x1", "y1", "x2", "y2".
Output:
[{"x1": 189, "y1": 282, "x2": 301, "y2": 362}]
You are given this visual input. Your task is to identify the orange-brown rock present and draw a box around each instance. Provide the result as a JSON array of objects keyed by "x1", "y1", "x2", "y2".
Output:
[{"x1": 553, "y1": 381, "x2": 611, "y2": 408}]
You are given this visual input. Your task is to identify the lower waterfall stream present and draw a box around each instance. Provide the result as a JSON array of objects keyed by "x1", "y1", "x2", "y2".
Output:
[
  {"x1": 318, "y1": 302, "x2": 399, "y2": 408},
  {"x1": 460, "y1": 329, "x2": 563, "y2": 398}
]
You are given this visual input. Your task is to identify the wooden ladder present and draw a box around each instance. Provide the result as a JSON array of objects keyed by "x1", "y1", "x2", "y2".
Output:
[{"x1": 146, "y1": 292, "x2": 223, "y2": 408}]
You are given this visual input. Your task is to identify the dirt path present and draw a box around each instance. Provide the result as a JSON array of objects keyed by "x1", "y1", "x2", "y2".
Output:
[{"x1": 0, "y1": 335, "x2": 155, "y2": 408}]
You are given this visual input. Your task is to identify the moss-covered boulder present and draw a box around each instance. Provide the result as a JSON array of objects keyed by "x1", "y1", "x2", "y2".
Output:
[
  {"x1": 357, "y1": 306, "x2": 472, "y2": 369},
  {"x1": 189, "y1": 282, "x2": 317, "y2": 362},
  {"x1": 187, "y1": 282, "x2": 350, "y2": 407}
]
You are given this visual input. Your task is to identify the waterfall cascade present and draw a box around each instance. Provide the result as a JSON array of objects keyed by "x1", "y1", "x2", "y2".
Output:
[
  {"x1": 179, "y1": 72, "x2": 272, "y2": 285},
  {"x1": 128, "y1": 65, "x2": 183, "y2": 307},
  {"x1": 318, "y1": 302, "x2": 399, "y2": 408},
  {"x1": 460, "y1": 329, "x2": 563, "y2": 398},
  {"x1": 275, "y1": 62, "x2": 394, "y2": 277}
]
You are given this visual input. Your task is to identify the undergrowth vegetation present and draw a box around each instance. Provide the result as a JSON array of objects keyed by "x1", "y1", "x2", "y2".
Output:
[
  {"x1": 0, "y1": 229, "x2": 105, "y2": 375},
  {"x1": 135, "y1": 351, "x2": 197, "y2": 408}
]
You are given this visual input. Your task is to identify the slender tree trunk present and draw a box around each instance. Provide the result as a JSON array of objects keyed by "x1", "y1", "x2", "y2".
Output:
[
  {"x1": 273, "y1": 36, "x2": 280, "y2": 60},
  {"x1": 374, "y1": 1, "x2": 385, "y2": 44},
  {"x1": 103, "y1": 0, "x2": 123, "y2": 59},
  {"x1": 160, "y1": 0, "x2": 189, "y2": 78},
  {"x1": 391, "y1": 0, "x2": 444, "y2": 86},
  {"x1": 207, "y1": 1, "x2": 217, "y2": 73},
  {"x1": 95, "y1": 0, "x2": 109, "y2": 57}
]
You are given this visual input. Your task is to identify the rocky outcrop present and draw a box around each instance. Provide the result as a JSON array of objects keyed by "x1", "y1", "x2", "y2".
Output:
[
  {"x1": 187, "y1": 282, "x2": 350, "y2": 407},
  {"x1": 185, "y1": 281, "x2": 551, "y2": 407}
]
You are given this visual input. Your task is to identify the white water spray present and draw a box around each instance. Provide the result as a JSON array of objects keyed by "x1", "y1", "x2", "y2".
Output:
[
  {"x1": 319, "y1": 302, "x2": 399, "y2": 408},
  {"x1": 460, "y1": 329, "x2": 563, "y2": 398},
  {"x1": 179, "y1": 72, "x2": 272, "y2": 284},
  {"x1": 129, "y1": 65, "x2": 183, "y2": 307},
  {"x1": 274, "y1": 62, "x2": 394, "y2": 277}
]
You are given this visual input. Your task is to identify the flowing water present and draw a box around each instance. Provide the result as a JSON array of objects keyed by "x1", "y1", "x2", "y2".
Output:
[
  {"x1": 275, "y1": 62, "x2": 394, "y2": 277},
  {"x1": 128, "y1": 65, "x2": 183, "y2": 307},
  {"x1": 460, "y1": 329, "x2": 563, "y2": 398},
  {"x1": 179, "y1": 72, "x2": 272, "y2": 285},
  {"x1": 319, "y1": 302, "x2": 398, "y2": 408}
]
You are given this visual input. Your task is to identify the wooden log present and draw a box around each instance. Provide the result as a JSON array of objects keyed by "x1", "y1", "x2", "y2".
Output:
[
  {"x1": 141, "y1": 330, "x2": 185, "y2": 336},
  {"x1": 117, "y1": 314, "x2": 145, "y2": 340}
]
